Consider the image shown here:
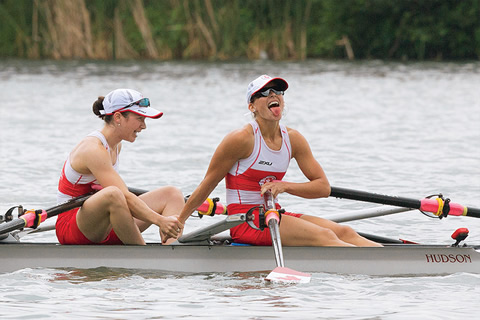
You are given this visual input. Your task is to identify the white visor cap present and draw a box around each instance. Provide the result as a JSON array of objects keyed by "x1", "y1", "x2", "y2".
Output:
[
  {"x1": 101, "y1": 89, "x2": 163, "y2": 119},
  {"x1": 246, "y1": 75, "x2": 288, "y2": 104}
]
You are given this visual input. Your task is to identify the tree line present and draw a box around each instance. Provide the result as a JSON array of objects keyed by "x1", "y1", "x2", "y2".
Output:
[{"x1": 0, "y1": 0, "x2": 479, "y2": 61}]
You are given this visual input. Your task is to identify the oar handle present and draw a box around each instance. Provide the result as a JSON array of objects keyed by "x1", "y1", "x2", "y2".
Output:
[{"x1": 264, "y1": 191, "x2": 275, "y2": 210}]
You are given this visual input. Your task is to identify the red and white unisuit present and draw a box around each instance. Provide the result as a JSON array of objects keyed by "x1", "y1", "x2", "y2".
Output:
[
  {"x1": 226, "y1": 121, "x2": 303, "y2": 245},
  {"x1": 55, "y1": 130, "x2": 123, "y2": 245}
]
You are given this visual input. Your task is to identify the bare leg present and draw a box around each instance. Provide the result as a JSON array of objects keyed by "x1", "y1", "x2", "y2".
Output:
[
  {"x1": 301, "y1": 215, "x2": 383, "y2": 247},
  {"x1": 136, "y1": 186, "x2": 185, "y2": 244},
  {"x1": 76, "y1": 186, "x2": 145, "y2": 245},
  {"x1": 279, "y1": 215, "x2": 354, "y2": 247}
]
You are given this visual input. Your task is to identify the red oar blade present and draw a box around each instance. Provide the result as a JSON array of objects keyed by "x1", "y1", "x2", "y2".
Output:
[{"x1": 265, "y1": 267, "x2": 311, "y2": 284}]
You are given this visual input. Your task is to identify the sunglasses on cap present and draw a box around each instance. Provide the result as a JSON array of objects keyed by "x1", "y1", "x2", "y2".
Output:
[
  {"x1": 251, "y1": 88, "x2": 284, "y2": 102},
  {"x1": 117, "y1": 98, "x2": 150, "y2": 112},
  {"x1": 125, "y1": 98, "x2": 150, "y2": 108}
]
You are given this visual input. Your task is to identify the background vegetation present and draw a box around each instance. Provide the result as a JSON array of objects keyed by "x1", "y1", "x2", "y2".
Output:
[{"x1": 1, "y1": 0, "x2": 479, "y2": 61}]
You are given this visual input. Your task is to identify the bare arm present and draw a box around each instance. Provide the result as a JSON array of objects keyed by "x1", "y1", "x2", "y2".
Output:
[
  {"x1": 178, "y1": 126, "x2": 254, "y2": 223},
  {"x1": 260, "y1": 128, "x2": 330, "y2": 199},
  {"x1": 72, "y1": 138, "x2": 182, "y2": 235}
]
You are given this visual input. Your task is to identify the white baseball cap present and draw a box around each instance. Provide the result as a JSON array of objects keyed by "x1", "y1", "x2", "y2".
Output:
[
  {"x1": 101, "y1": 89, "x2": 163, "y2": 119},
  {"x1": 246, "y1": 75, "x2": 288, "y2": 104}
]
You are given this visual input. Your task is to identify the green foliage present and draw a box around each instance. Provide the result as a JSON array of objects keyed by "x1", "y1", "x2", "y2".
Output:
[
  {"x1": 0, "y1": 0, "x2": 33, "y2": 57},
  {"x1": 0, "y1": 0, "x2": 479, "y2": 60}
]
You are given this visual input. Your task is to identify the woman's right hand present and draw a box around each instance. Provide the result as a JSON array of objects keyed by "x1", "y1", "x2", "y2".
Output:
[{"x1": 159, "y1": 215, "x2": 184, "y2": 243}]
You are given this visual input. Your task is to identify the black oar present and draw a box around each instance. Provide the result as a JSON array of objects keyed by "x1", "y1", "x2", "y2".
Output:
[
  {"x1": 330, "y1": 186, "x2": 480, "y2": 218},
  {"x1": 0, "y1": 187, "x2": 226, "y2": 237},
  {"x1": 0, "y1": 187, "x2": 149, "y2": 237},
  {"x1": 0, "y1": 193, "x2": 93, "y2": 236},
  {"x1": 263, "y1": 191, "x2": 311, "y2": 283}
]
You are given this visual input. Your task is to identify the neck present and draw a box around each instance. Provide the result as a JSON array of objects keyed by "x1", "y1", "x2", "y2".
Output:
[
  {"x1": 101, "y1": 124, "x2": 122, "y2": 150},
  {"x1": 256, "y1": 118, "x2": 281, "y2": 141}
]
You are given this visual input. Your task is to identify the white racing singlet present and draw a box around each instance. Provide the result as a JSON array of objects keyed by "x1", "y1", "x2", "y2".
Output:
[
  {"x1": 226, "y1": 121, "x2": 291, "y2": 206},
  {"x1": 57, "y1": 130, "x2": 120, "y2": 203}
]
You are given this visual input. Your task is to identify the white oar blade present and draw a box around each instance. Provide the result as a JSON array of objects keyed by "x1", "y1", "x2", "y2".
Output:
[{"x1": 265, "y1": 267, "x2": 311, "y2": 284}]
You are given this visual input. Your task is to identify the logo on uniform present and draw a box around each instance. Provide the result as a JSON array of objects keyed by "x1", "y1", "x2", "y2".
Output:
[
  {"x1": 259, "y1": 176, "x2": 277, "y2": 186},
  {"x1": 258, "y1": 160, "x2": 272, "y2": 166}
]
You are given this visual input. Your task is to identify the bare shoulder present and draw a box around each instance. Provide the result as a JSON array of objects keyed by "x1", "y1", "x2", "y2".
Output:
[
  {"x1": 286, "y1": 126, "x2": 308, "y2": 144},
  {"x1": 226, "y1": 124, "x2": 253, "y2": 141},
  {"x1": 70, "y1": 136, "x2": 109, "y2": 171},
  {"x1": 72, "y1": 136, "x2": 106, "y2": 157},
  {"x1": 218, "y1": 124, "x2": 254, "y2": 159},
  {"x1": 285, "y1": 126, "x2": 311, "y2": 157}
]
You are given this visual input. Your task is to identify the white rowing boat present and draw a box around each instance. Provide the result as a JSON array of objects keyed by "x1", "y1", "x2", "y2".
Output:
[
  {"x1": 1, "y1": 242, "x2": 479, "y2": 276},
  {"x1": 1, "y1": 213, "x2": 479, "y2": 276}
]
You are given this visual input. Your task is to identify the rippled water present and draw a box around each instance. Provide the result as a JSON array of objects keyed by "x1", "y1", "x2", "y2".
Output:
[{"x1": 1, "y1": 59, "x2": 480, "y2": 319}]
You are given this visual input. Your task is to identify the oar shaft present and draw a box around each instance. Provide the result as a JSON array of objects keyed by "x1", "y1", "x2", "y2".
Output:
[
  {"x1": 330, "y1": 186, "x2": 480, "y2": 218},
  {"x1": 264, "y1": 191, "x2": 285, "y2": 268},
  {"x1": 0, "y1": 219, "x2": 26, "y2": 236},
  {"x1": 268, "y1": 218, "x2": 284, "y2": 267},
  {"x1": 465, "y1": 206, "x2": 480, "y2": 218},
  {"x1": 0, "y1": 188, "x2": 145, "y2": 236},
  {"x1": 1, "y1": 187, "x2": 227, "y2": 237},
  {"x1": 330, "y1": 187, "x2": 421, "y2": 209},
  {"x1": 47, "y1": 187, "x2": 146, "y2": 218},
  {"x1": 46, "y1": 193, "x2": 93, "y2": 218}
]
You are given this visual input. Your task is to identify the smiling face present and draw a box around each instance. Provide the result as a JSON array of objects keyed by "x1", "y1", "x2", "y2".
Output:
[
  {"x1": 116, "y1": 112, "x2": 147, "y2": 143},
  {"x1": 248, "y1": 85, "x2": 285, "y2": 120}
]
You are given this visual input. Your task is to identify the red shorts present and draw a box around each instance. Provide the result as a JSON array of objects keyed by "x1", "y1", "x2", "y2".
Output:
[
  {"x1": 56, "y1": 208, "x2": 123, "y2": 245},
  {"x1": 228, "y1": 203, "x2": 303, "y2": 246}
]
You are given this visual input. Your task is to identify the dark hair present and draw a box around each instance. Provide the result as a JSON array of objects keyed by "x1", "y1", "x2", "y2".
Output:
[
  {"x1": 92, "y1": 96, "x2": 109, "y2": 121},
  {"x1": 92, "y1": 96, "x2": 128, "y2": 123}
]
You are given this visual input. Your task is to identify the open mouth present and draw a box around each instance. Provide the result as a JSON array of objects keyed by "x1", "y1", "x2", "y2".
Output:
[
  {"x1": 268, "y1": 101, "x2": 281, "y2": 116},
  {"x1": 268, "y1": 101, "x2": 280, "y2": 109}
]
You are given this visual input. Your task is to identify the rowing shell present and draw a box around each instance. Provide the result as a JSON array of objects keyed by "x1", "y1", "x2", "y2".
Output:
[
  {"x1": 1, "y1": 213, "x2": 479, "y2": 276},
  {"x1": 1, "y1": 242, "x2": 479, "y2": 276}
]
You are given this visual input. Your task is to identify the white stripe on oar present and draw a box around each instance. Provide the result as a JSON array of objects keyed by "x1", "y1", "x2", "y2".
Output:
[{"x1": 263, "y1": 191, "x2": 311, "y2": 284}]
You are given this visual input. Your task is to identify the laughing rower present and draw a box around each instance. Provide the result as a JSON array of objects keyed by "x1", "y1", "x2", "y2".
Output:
[
  {"x1": 171, "y1": 75, "x2": 381, "y2": 247},
  {"x1": 56, "y1": 89, "x2": 184, "y2": 245}
]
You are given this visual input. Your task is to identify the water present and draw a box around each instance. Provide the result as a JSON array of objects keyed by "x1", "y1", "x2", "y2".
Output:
[{"x1": 1, "y1": 59, "x2": 479, "y2": 319}]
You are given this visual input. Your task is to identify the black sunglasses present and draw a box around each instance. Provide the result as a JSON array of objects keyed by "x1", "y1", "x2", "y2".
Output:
[{"x1": 251, "y1": 88, "x2": 284, "y2": 102}]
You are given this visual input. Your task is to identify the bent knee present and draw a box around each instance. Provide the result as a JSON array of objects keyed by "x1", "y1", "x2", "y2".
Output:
[
  {"x1": 163, "y1": 186, "x2": 184, "y2": 201},
  {"x1": 336, "y1": 225, "x2": 358, "y2": 239},
  {"x1": 318, "y1": 228, "x2": 338, "y2": 240},
  {"x1": 308, "y1": 228, "x2": 342, "y2": 246},
  {"x1": 100, "y1": 186, "x2": 127, "y2": 204}
]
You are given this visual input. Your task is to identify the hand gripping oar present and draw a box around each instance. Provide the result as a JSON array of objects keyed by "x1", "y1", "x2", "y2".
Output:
[
  {"x1": 330, "y1": 186, "x2": 480, "y2": 218},
  {"x1": 263, "y1": 191, "x2": 311, "y2": 284},
  {"x1": 0, "y1": 187, "x2": 227, "y2": 237}
]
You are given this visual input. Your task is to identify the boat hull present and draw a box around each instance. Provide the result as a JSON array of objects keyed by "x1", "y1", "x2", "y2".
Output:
[{"x1": 1, "y1": 243, "x2": 479, "y2": 276}]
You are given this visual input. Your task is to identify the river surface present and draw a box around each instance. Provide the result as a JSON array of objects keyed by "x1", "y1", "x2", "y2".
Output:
[{"x1": 0, "y1": 59, "x2": 479, "y2": 319}]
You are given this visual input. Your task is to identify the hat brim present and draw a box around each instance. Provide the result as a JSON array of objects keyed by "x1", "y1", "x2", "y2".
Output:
[
  {"x1": 251, "y1": 77, "x2": 289, "y2": 100},
  {"x1": 119, "y1": 106, "x2": 163, "y2": 119},
  {"x1": 264, "y1": 78, "x2": 288, "y2": 91}
]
